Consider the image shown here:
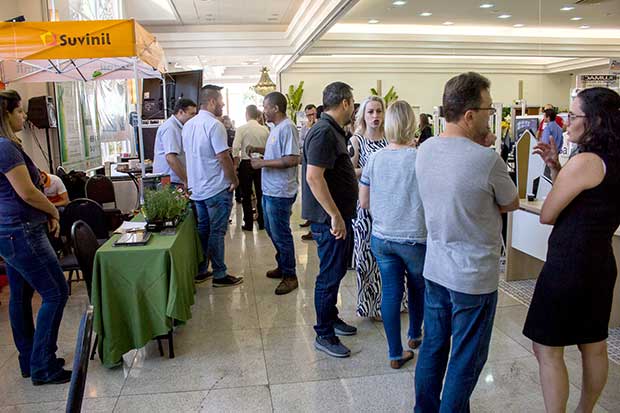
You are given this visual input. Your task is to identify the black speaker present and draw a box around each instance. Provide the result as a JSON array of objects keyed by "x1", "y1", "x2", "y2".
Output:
[{"x1": 27, "y1": 96, "x2": 57, "y2": 129}]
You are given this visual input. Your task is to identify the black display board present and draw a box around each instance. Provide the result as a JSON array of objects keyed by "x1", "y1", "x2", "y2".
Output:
[{"x1": 142, "y1": 70, "x2": 202, "y2": 120}]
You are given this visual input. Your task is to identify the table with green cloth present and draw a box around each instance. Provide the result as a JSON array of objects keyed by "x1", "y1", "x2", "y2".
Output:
[{"x1": 92, "y1": 213, "x2": 203, "y2": 368}]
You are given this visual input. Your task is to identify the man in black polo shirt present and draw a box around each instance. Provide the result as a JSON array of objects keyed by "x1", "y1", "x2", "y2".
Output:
[{"x1": 302, "y1": 81, "x2": 358, "y2": 358}]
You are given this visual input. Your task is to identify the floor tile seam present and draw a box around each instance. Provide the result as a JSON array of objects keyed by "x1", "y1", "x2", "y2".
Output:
[
  {"x1": 118, "y1": 382, "x2": 272, "y2": 398},
  {"x1": 267, "y1": 369, "x2": 413, "y2": 387}
]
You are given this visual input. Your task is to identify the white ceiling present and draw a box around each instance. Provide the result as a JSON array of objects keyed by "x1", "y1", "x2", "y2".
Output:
[
  {"x1": 126, "y1": 0, "x2": 303, "y2": 25},
  {"x1": 342, "y1": 0, "x2": 620, "y2": 29}
]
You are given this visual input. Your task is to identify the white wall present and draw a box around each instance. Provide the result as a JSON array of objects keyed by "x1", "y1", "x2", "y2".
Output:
[
  {"x1": 280, "y1": 71, "x2": 574, "y2": 114},
  {"x1": 2, "y1": 2, "x2": 54, "y2": 172}
]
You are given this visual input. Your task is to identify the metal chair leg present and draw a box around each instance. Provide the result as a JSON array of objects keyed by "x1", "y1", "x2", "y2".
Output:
[{"x1": 156, "y1": 338, "x2": 164, "y2": 357}]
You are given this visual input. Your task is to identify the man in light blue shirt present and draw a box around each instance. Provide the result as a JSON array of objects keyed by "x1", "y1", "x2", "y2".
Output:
[
  {"x1": 248, "y1": 91, "x2": 300, "y2": 295},
  {"x1": 152, "y1": 98, "x2": 196, "y2": 186},
  {"x1": 541, "y1": 108, "x2": 564, "y2": 154},
  {"x1": 182, "y1": 84, "x2": 242, "y2": 288}
]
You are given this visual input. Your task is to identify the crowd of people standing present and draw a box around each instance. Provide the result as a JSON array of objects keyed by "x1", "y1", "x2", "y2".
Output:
[{"x1": 0, "y1": 70, "x2": 618, "y2": 413}]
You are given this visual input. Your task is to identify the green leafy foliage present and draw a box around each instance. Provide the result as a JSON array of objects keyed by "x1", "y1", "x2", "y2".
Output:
[
  {"x1": 370, "y1": 86, "x2": 399, "y2": 107},
  {"x1": 142, "y1": 185, "x2": 190, "y2": 222},
  {"x1": 286, "y1": 81, "x2": 304, "y2": 124}
]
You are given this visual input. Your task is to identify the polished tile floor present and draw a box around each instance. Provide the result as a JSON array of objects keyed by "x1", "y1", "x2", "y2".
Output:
[{"x1": 1, "y1": 200, "x2": 619, "y2": 412}]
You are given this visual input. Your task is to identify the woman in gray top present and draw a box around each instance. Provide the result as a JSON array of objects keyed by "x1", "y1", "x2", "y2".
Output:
[{"x1": 359, "y1": 101, "x2": 427, "y2": 369}]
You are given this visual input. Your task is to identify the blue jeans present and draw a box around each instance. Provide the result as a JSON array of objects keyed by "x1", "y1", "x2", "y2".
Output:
[
  {"x1": 194, "y1": 189, "x2": 233, "y2": 280},
  {"x1": 414, "y1": 279, "x2": 498, "y2": 413},
  {"x1": 0, "y1": 221, "x2": 68, "y2": 381},
  {"x1": 311, "y1": 220, "x2": 353, "y2": 338},
  {"x1": 370, "y1": 236, "x2": 426, "y2": 360},
  {"x1": 262, "y1": 195, "x2": 296, "y2": 276}
]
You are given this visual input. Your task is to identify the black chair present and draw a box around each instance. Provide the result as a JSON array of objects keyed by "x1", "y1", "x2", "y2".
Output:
[
  {"x1": 65, "y1": 306, "x2": 93, "y2": 413},
  {"x1": 85, "y1": 175, "x2": 123, "y2": 231},
  {"x1": 71, "y1": 220, "x2": 100, "y2": 360}
]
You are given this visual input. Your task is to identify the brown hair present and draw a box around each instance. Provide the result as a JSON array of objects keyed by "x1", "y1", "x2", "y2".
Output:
[
  {"x1": 0, "y1": 90, "x2": 22, "y2": 145},
  {"x1": 442, "y1": 72, "x2": 491, "y2": 123}
]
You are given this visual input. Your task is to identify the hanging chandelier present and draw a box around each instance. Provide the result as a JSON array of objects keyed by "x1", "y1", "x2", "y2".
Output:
[{"x1": 253, "y1": 67, "x2": 277, "y2": 96}]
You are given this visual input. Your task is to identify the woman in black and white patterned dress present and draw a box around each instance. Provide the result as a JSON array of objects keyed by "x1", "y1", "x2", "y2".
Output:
[{"x1": 350, "y1": 96, "x2": 389, "y2": 319}]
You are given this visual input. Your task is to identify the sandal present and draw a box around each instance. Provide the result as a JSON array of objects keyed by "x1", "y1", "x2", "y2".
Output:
[
  {"x1": 390, "y1": 350, "x2": 414, "y2": 369},
  {"x1": 408, "y1": 338, "x2": 422, "y2": 350}
]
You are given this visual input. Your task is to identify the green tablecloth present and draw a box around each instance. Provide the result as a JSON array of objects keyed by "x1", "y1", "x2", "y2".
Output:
[{"x1": 92, "y1": 213, "x2": 203, "y2": 367}]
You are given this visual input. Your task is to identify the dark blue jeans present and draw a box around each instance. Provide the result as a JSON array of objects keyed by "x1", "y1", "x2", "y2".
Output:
[
  {"x1": 311, "y1": 220, "x2": 353, "y2": 338},
  {"x1": 194, "y1": 189, "x2": 233, "y2": 280},
  {"x1": 0, "y1": 221, "x2": 68, "y2": 381},
  {"x1": 370, "y1": 236, "x2": 426, "y2": 360},
  {"x1": 414, "y1": 279, "x2": 498, "y2": 413},
  {"x1": 262, "y1": 195, "x2": 296, "y2": 276}
]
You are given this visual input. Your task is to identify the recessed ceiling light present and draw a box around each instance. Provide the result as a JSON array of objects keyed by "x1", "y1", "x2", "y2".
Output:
[
  {"x1": 368, "y1": 19, "x2": 380, "y2": 24},
  {"x1": 570, "y1": 16, "x2": 583, "y2": 21},
  {"x1": 419, "y1": 12, "x2": 432, "y2": 17},
  {"x1": 560, "y1": 6, "x2": 575, "y2": 11},
  {"x1": 392, "y1": 0, "x2": 407, "y2": 5},
  {"x1": 579, "y1": 25, "x2": 591, "y2": 29},
  {"x1": 480, "y1": 3, "x2": 495, "y2": 8},
  {"x1": 513, "y1": 23, "x2": 525, "y2": 27},
  {"x1": 497, "y1": 14, "x2": 512, "y2": 19},
  {"x1": 443, "y1": 21, "x2": 454, "y2": 25}
]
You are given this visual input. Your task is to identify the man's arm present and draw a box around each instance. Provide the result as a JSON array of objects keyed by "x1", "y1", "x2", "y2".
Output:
[
  {"x1": 216, "y1": 150, "x2": 239, "y2": 191},
  {"x1": 251, "y1": 155, "x2": 299, "y2": 170},
  {"x1": 306, "y1": 165, "x2": 346, "y2": 239},
  {"x1": 165, "y1": 153, "x2": 187, "y2": 184},
  {"x1": 53, "y1": 192, "x2": 70, "y2": 207},
  {"x1": 498, "y1": 196, "x2": 519, "y2": 213}
]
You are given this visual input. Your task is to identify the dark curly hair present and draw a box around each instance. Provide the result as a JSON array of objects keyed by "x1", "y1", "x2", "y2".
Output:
[{"x1": 576, "y1": 87, "x2": 620, "y2": 161}]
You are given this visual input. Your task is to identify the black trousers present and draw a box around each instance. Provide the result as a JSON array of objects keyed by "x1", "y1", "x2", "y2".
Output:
[{"x1": 238, "y1": 160, "x2": 263, "y2": 227}]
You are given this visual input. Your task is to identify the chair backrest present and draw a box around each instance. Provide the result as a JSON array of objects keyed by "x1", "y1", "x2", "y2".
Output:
[
  {"x1": 71, "y1": 220, "x2": 99, "y2": 300},
  {"x1": 61, "y1": 199, "x2": 108, "y2": 240},
  {"x1": 85, "y1": 175, "x2": 116, "y2": 207},
  {"x1": 65, "y1": 306, "x2": 93, "y2": 413}
]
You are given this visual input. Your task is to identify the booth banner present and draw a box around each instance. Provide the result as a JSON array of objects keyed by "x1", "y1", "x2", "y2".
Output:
[
  {"x1": 80, "y1": 81, "x2": 102, "y2": 163},
  {"x1": 55, "y1": 82, "x2": 84, "y2": 168},
  {"x1": 97, "y1": 79, "x2": 130, "y2": 143}
]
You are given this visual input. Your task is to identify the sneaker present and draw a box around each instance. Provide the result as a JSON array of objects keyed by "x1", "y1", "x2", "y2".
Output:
[
  {"x1": 213, "y1": 275, "x2": 243, "y2": 288},
  {"x1": 266, "y1": 268, "x2": 282, "y2": 279},
  {"x1": 194, "y1": 271, "x2": 213, "y2": 284},
  {"x1": 334, "y1": 319, "x2": 357, "y2": 336},
  {"x1": 32, "y1": 369, "x2": 72, "y2": 386},
  {"x1": 315, "y1": 336, "x2": 350, "y2": 358},
  {"x1": 301, "y1": 232, "x2": 313, "y2": 241},
  {"x1": 275, "y1": 277, "x2": 298, "y2": 295},
  {"x1": 299, "y1": 220, "x2": 311, "y2": 228}
]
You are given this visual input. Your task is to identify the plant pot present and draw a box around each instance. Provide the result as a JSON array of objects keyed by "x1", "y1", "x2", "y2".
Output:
[
  {"x1": 145, "y1": 219, "x2": 164, "y2": 232},
  {"x1": 163, "y1": 215, "x2": 182, "y2": 228}
]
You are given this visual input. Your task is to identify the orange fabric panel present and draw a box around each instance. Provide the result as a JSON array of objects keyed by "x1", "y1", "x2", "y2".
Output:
[{"x1": 0, "y1": 20, "x2": 136, "y2": 61}]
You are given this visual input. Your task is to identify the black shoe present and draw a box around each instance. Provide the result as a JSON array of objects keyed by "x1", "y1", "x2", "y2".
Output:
[
  {"x1": 301, "y1": 232, "x2": 313, "y2": 241},
  {"x1": 300, "y1": 220, "x2": 311, "y2": 228},
  {"x1": 22, "y1": 358, "x2": 66, "y2": 378},
  {"x1": 258, "y1": 223, "x2": 265, "y2": 230},
  {"x1": 314, "y1": 336, "x2": 350, "y2": 358},
  {"x1": 32, "y1": 369, "x2": 72, "y2": 386},
  {"x1": 194, "y1": 271, "x2": 213, "y2": 284},
  {"x1": 334, "y1": 319, "x2": 357, "y2": 336},
  {"x1": 242, "y1": 224, "x2": 253, "y2": 231},
  {"x1": 213, "y1": 275, "x2": 244, "y2": 288}
]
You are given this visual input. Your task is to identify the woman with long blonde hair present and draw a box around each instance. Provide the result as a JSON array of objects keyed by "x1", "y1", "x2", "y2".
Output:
[
  {"x1": 0, "y1": 90, "x2": 70, "y2": 385},
  {"x1": 349, "y1": 95, "x2": 389, "y2": 319}
]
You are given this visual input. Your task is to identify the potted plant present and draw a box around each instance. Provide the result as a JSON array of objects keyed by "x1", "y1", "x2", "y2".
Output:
[
  {"x1": 370, "y1": 85, "x2": 399, "y2": 107},
  {"x1": 286, "y1": 81, "x2": 304, "y2": 124},
  {"x1": 141, "y1": 186, "x2": 190, "y2": 231}
]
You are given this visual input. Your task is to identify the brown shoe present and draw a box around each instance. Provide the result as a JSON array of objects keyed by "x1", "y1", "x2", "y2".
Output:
[
  {"x1": 275, "y1": 277, "x2": 298, "y2": 295},
  {"x1": 301, "y1": 231, "x2": 313, "y2": 241},
  {"x1": 299, "y1": 220, "x2": 311, "y2": 228},
  {"x1": 390, "y1": 351, "x2": 415, "y2": 370},
  {"x1": 408, "y1": 338, "x2": 422, "y2": 350},
  {"x1": 266, "y1": 268, "x2": 282, "y2": 279}
]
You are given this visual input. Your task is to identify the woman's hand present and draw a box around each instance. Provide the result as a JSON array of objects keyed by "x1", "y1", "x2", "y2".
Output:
[
  {"x1": 533, "y1": 136, "x2": 561, "y2": 171},
  {"x1": 48, "y1": 217, "x2": 60, "y2": 238}
]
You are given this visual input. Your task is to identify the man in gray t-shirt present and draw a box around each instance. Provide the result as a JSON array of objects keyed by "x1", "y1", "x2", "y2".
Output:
[
  {"x1": 414, "y1": 72, "x2": 519, "y2": 413},
  {"x1": 249, "y1": 92, "x2": 301, "y2": 295}
]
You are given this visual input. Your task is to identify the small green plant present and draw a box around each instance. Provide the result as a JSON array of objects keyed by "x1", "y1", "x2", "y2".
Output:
[
  {"x1": 286, "y1": 81, "x2": 304, "y2": 124},
  {"x1": 142, "y1": 185, "x2": 189, "y2": 222},
  {"x1": 370, "y1": 85, "x2": 399, "y2": 107}
]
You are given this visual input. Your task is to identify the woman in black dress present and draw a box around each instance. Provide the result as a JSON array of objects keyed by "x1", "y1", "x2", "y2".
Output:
[{"x1": 523, "y1": 87, "x2": 620, "y2": 413}]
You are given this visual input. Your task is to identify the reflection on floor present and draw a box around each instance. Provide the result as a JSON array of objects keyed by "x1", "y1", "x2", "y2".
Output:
[{"x1": 1, "y1": 200, "x2": 619, "y2": 412}]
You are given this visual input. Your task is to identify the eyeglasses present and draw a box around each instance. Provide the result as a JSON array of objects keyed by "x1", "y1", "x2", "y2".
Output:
[
  {"x1": 469, "y1": 107, "x2": 497, "y2": 114},
  {"x1": 567, "y1": 113, "x2": 587, "y2": 121}
]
